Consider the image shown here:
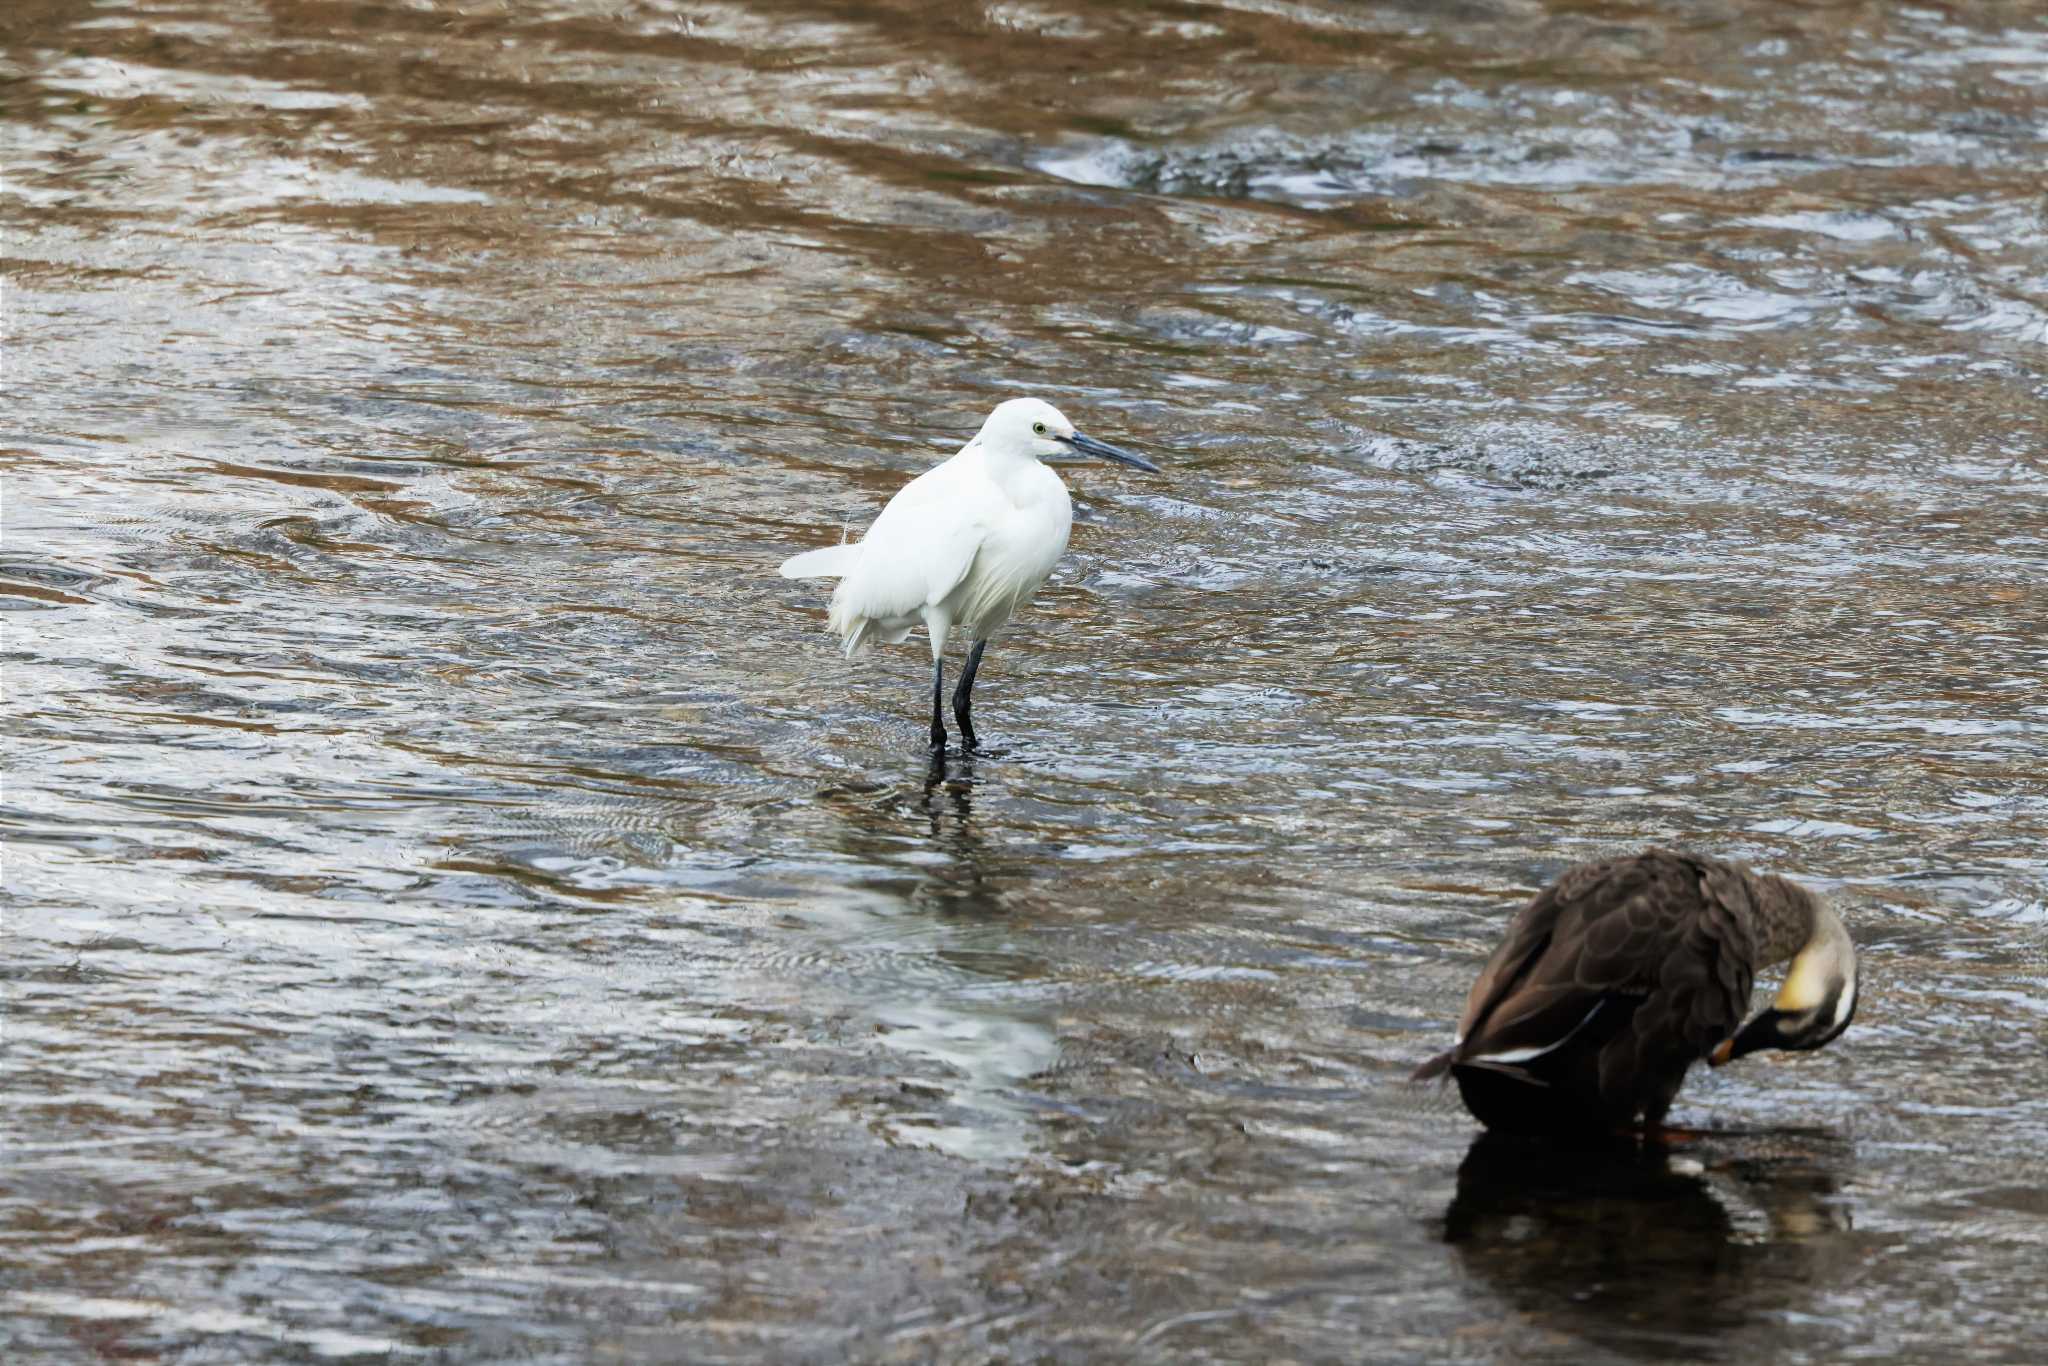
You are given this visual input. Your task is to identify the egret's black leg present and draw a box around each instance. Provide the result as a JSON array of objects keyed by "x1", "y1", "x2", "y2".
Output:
[
  {"x1": 951, "y1": 639, "x2": 988, "y2": 750},
  {"x1": 928, "y1": 656, "x2": 947, "y2": 751}
]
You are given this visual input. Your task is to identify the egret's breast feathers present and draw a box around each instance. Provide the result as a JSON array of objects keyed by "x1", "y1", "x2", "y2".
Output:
[{"x1": 945, "y1": 485, "x2": 1072, "y2": 631}]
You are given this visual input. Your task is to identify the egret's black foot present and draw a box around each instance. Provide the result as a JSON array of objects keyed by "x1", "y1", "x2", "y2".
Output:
[
  {"x1": 927, "y1": 656, "x2": 948, "y2": 753},
  {"x1": 950, "y1": 640, "x2": 987, "y2": 756}
]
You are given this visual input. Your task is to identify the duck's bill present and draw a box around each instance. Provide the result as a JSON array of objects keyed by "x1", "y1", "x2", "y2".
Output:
[
  {"x1": 1709, "y1": 1009, "x2": 1779, "y2": 1067},
  {"x1": 1064, "y1": 431, "x2": 1160, "y2": 473}
]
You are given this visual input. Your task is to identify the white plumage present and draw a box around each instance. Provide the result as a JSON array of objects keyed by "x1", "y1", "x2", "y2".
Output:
[{"x1": 778, "y1": 396, "x2": 1157, "y2": 750}]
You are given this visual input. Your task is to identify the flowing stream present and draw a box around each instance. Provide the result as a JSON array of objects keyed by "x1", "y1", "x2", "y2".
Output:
[{"x1": 5, "y1": 1, "x2": 2046, "y2": 1360}]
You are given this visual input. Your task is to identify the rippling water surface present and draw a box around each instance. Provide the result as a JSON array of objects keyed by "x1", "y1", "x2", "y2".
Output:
[{"x1": 6, "y1": 1, "x2": 2046, "y2": 1360}]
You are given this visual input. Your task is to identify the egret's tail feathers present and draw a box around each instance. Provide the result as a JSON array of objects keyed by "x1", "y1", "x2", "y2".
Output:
[
  {"x1": 829, "y1": 599, "x2": 915, "y2": 659},
  {"x1": 839, "y1": 621, "x2": 872, "y2": 659},
  {"x1": 828, "y1": 591, "x2": 862, "y2": 654},
  {"x1": 779, "y1": 544, "x2": 862, "y2": 580}
]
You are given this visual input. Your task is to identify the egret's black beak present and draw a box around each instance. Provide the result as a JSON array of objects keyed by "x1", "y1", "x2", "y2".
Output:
[{"x1": 1061, "y1": 431, "x2": 1159, "y2": 473}]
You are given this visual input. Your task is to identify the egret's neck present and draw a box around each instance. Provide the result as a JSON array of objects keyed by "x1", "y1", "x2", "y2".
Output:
[{"x1": 971, "y1": 444, "x2": 1067, "y2": 509}]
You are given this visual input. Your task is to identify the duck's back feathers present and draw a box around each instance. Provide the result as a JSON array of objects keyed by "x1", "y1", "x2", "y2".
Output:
[{"x1": 1417, "y1": 849, "x2": 1761, "y2": 1131}]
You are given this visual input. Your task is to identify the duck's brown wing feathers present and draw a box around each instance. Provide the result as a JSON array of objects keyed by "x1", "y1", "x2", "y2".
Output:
[{"x1": 1415, "y1": 850, "x2": 1757, "y2": 1080}]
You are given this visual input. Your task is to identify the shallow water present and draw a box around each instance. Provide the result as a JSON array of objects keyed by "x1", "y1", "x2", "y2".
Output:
[{"x1": 5, "y1": 0, "x2": 2046, "y2": 1360}]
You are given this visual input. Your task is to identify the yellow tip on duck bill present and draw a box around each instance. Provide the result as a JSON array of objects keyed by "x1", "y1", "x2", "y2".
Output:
[{"x1": 1709, "y1": 1037, "x2": 1736, "y2": 1067}]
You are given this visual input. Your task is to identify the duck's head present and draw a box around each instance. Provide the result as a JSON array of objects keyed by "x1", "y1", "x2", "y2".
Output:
[
  {"x1": 1711, "y1": 900, "x2": 1858, "y2": 1066},
  {"x1": 977, "y1": 397, "x2": 1159, "y2": 472}
]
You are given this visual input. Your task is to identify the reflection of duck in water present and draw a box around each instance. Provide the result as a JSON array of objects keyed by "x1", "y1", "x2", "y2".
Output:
[
  {"x1": 1414, "y1": 850, "x2": 1858, "y2": 1135},
  {"x1": 1444, "y1": 1131, "x2": 1853, "y2": 1353}
]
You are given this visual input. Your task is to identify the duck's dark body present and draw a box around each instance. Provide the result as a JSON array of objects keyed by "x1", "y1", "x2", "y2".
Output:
[{"x1": 1414, "y1": 850, "x2": 1780, "y2": 1134}]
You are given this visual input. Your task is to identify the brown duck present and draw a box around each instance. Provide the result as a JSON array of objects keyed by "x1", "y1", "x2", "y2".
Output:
[{"x1": 1413, "y1": 849, "x2": 1858, "y2": 1135}]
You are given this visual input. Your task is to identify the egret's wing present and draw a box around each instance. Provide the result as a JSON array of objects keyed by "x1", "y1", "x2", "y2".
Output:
[{"x1": 831, "y1": 458, "x2": 1000, "y2": 624}]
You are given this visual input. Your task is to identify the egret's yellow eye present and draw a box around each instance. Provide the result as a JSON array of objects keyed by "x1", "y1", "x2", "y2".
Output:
[{"x1": 1032, "y1": 422, "x2": 1047, "y2": 435}]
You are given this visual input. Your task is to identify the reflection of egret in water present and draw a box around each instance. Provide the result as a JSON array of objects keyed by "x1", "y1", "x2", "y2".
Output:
[
  {"x1": 806, "y1": 754, "x2": 1061, "y2": 1161},
  {"x1": 911, "y1": 751, "x2": 1004, "y2": 915},
  {"x1": 1443, "y1": 1130, "x2": 1856, "y2": 1358}
]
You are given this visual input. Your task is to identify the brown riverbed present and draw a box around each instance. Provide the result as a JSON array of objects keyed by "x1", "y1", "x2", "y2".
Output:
[{"x1": 5, "y1": 1, "x2": 2047, "y2": 1360}]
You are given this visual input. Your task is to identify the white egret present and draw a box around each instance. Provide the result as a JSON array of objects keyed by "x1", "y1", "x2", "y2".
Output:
[{"x1": 779, "y1": 397, "x2": 1158, "y2": 751}]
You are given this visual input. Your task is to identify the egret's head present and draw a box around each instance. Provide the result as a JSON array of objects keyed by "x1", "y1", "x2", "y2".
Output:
[
  {"x1": 1711, "y1": 905, "x2": 1859, "y2": 1067},
  {"x1": 977, "y1": 397, "x2": 1159, "y2": 472}
]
